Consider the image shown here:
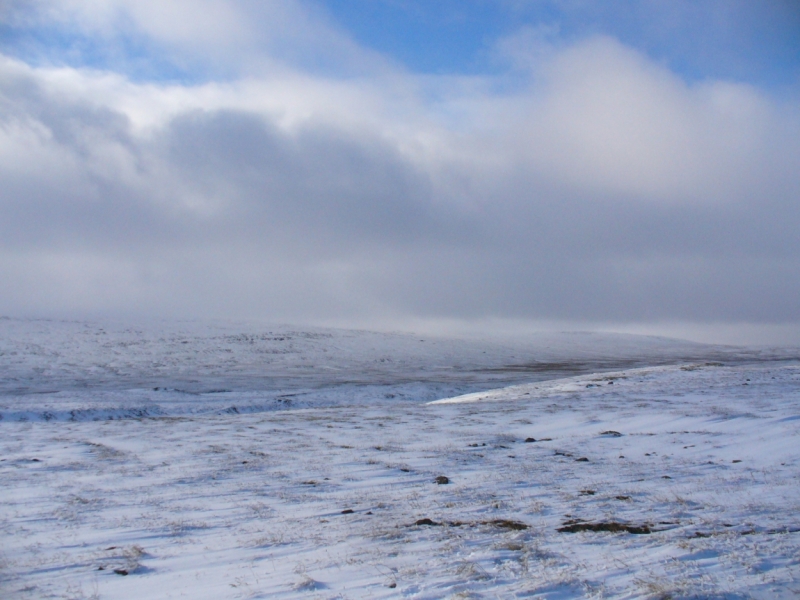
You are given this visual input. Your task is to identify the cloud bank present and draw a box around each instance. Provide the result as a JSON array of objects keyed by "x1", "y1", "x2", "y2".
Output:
[{"x1": 1, "y1": 1, "x2": 799, "y2": 343}]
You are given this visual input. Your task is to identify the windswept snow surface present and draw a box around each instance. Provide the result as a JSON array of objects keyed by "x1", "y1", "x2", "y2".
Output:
[
  {"x1": 1, "y1": 316, "x2": 762, "y2": 422},
  {"x1": 1, "y1": 318, "x2": 800, "y2": 598}
]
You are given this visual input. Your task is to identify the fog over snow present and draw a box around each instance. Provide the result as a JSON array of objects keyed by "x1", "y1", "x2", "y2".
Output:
[{"x1": 0, "y1": 1, "x2": 798, "y2": 343}]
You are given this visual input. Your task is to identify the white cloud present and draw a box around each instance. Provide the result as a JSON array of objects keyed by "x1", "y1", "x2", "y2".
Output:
[
  {"x1": 0, "y1": 6, "x2": 799, "y2": 342},
  {"x1": 4, "y1": 0, "x2": 391, "y2": 77}
]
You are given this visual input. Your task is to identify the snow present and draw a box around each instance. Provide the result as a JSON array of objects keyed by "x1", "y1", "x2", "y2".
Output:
[{"x1": 1, "y1": 318, "x2": 799, "y2": 598}]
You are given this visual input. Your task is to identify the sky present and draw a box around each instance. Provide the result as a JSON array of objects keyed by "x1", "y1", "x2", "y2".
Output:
[{"x1": 1, "y1": 0, "x2": 799, "y2": 345}]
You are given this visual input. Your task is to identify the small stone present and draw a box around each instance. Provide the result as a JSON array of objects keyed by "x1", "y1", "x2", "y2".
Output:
[
  {"x1": 435, "y1": 475, "x2": 450, "y2": 484},
  {"x1": 600, "y1": 430, "x2": 622, "y2": 437}
]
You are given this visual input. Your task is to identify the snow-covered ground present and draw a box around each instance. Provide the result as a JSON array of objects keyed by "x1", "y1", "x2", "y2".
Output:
[{"x1": 1, "y1": 318, "x2": 799, "y2": 598}]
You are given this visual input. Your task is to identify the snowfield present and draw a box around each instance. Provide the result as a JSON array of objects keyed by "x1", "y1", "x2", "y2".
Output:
[{"x1": 1, "y1": 319, "x2": 799, "y2": 599}]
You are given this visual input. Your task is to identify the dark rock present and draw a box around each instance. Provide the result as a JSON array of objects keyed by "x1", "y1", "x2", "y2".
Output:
[
  {"x1": 435, "y1": 475, "x2": 450, "y2": 485},
  {"x1": 558, "y1": 521, "x2": 651, "y2": 534},
  {"x1": 487, "y1": 519, "x2": 528, "y2": 530}
]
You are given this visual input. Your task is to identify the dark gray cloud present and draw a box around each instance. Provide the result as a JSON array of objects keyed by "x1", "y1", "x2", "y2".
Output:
[{"x1": 160, "y1": 110, "x2": 439, "y2": 249}]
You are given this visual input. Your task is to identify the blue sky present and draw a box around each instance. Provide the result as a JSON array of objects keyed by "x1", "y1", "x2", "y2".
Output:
[
  {"x1": 325, "y1": 0, "x2": 800, "y2": 86},
  {"x1": 1, "y1": 1, "x2": 799, "y2": 343},
  {"x1": 3, "y1": 1, "x2": 799, "y2": 86}
]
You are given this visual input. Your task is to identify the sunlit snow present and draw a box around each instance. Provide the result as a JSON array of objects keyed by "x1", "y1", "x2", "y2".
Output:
[{"x1": 1, "y1": 318, "x2": 799, "y2": 598}]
